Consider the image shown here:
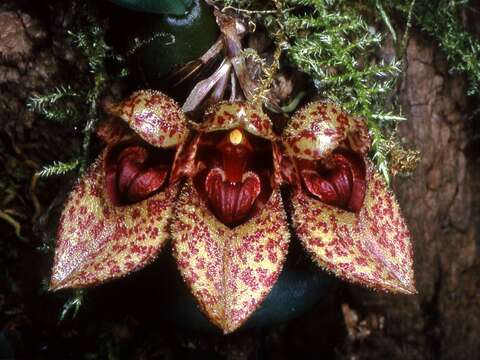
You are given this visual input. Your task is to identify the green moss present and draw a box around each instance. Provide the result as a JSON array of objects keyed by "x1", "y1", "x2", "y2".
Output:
[
  {"x1": 28, "y1": 7, "x2": 126, "y2": 175},
  {"x1": 215, "y1": 0, "x2": 410, "y2": 182}
]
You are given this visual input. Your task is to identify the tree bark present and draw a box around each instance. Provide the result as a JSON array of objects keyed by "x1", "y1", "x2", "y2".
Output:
[{"x1": 336, "y1": 34, "x2": 480, "y2": 360}]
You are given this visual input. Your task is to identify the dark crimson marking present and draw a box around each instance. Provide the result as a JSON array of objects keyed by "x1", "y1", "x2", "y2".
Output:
[
  {"x1": 105, "y1": 142, "x2": 175, "y2": 205},
  {"x1": 298, "y1": 149, "x2": 366, "y2": 212}
]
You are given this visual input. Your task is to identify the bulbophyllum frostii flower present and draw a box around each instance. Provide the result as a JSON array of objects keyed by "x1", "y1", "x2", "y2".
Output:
[
  {"x1": 171, "y1": 102, "x2": 289, "y2": 332},
  {"x1": 50, "y1": 90, "x2": 416, "y2": 334},
  {"x1": 281, "y1": 103, "x2": 415, "y2": 294},
  {"x1": 50, "y1": 91, "x2": 188, "y2": 290}
]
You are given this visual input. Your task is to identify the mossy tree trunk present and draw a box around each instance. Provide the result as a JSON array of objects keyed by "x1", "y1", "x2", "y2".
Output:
[{"x1": 338, "y1": 34, "x2": 480, "y2": 359}]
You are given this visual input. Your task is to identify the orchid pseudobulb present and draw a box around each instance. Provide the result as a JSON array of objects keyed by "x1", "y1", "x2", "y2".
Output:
[{"x1": 50, "y1": 90, "x2": 415, "y2": 334}]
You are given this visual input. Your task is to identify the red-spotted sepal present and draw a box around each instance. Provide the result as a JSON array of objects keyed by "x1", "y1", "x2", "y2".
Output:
[
  {"x1": 202, "y1": 102, "x2": 275, "y2": 140},
  {"x1": 50, "y1": 150, "x2": 181, "y2": 290},
  {"x1": 291, "y1": 162, "x2": 415, "y2": 293},
  {"x1": 283, "y1": 102, "x2": 370, "y2": 159},
  {"x1": 106, "y1": 90, "x2": 189, "y2": 148},
  {"x1": 172, "y1": 181, "x2": 290, "y2": 333}
]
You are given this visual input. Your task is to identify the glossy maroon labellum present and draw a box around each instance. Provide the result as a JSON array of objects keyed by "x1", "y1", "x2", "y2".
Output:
[
  {"x1": 296, "y1": 148, "x2": 366, "y2": 213},
  {"x1": 193, "y1": 128, "x2": 274, "y2": 227},
  {"x1": 50, "y1": 91, "x2": 416, "y2": 335},
  {"x1": 105, "y1": 142, "x2": 176, "y2": 205}
]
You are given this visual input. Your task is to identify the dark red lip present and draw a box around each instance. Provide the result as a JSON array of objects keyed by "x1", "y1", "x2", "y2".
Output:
[
  {"x1": 297, "y1": 148, "x2": 366, "y2": 212},
  {"x1": 105, "y1": 142, "x2": 174, "y2": 205},
  {"x1": 192, "y1": 129, "x2": 274, "y2": 227}
]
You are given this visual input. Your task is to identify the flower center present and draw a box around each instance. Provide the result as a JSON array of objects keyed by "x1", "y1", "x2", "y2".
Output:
[
  {"x1": 105, "y1": 142, "x2": 174, "y2": 205},
  {"x1": 194, "y1": 129, "x2": 273, "y2": 227},
  {"x1": 297, "y1": 149, "x2": 366, "y2": 212}
]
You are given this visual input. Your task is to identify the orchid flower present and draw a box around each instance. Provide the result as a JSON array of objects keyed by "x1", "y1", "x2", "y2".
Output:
[{"x1": 50, "y1": 90, "x2": 415, "y2": 334}]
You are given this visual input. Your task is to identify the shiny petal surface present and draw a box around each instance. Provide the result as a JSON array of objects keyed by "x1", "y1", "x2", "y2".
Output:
[
  {"x1": 202, "y1": 102, "x2": 275, "y2": 140},
  {"x1": 283, "y1": 102, "x2": 371, "y2": 159},
  {"x1": 50, "y1": 151, "x2": 180, "y2": 290},
  {"x1": 107, "y1": 90, "x2": 188, "y2": 148},
  {"x1": 291, "y1": 162, "x2": 415, "y2": 294},
  {"x1": 172, "y1": 181, "x2": 290, "y2": 333},
  {"x1": 205, "y1": 168, "x2": 261, "y2": 226}
]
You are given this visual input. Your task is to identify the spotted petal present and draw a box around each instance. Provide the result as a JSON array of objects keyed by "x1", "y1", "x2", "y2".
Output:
[
  {"x1": 202, "y1": 102, "x2": 275, "y2": 140},
  {"x1": 291, "y1": 161, "x2": 415, "y2": 294},
  {"x1": 106, "y1": 90, "x2": 189, "y2": 148},
  {"x1": 283, "y1": 102, "x2": 370, "y2": 160},
  {"x1": 50, "y1": 150, "x2": 180, "y2": 290},
  {"x1": 172, "y1": 181, "x2": 290, "y2": 333}
]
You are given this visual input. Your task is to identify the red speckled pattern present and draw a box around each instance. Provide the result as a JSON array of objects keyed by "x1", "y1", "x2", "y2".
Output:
[
  {"x1": 283, "y1": 102, "x2": 371, "y2": 159},
  {"x1": 50, "y1": 150, "x2": 180, "y2": 290},
  {"x1": 291, "y1": 161, "x2": 415, "y2": 294},
  {"x1": 50, "y1": 88, "x2": 416, "y2": 333},
  {"x1": 172, "y1": 181, "x2": 290, "y2": 333},
  {"x1": 202, "y1": 102, "x2": 275, "y2": 140},
  {"x1": 109, "y1": 90, "x2": 188, "y2": 148}
]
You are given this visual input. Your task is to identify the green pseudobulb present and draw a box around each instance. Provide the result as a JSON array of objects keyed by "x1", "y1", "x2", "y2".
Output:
[
  {"x1": 109, "y1": 0, "x2": 194, "y2": 16},
  {"x1": 109, "y1": 0, "x2": 219, "y2": 87}
]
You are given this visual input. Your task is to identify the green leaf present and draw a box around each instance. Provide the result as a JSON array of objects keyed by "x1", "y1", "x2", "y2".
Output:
[{"x1": 108, "y1": 0, "x2": 193, "y2": 15}]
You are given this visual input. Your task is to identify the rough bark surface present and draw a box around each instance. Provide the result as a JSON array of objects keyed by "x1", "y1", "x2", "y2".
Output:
[
  {"x1": 337, "y1": 34, "x2": 480, "y2": 360},
  {"x1": 395, "y1": 35, "x2": 478, "y2": 359},
  {"x1": 0, "y1": 2, "x2": 478, "y2": 359}
]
